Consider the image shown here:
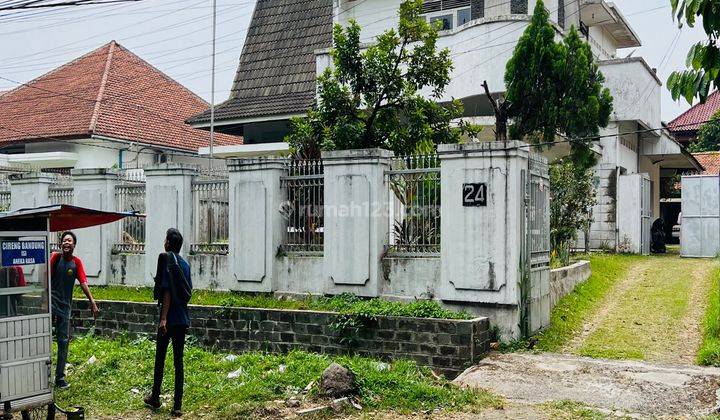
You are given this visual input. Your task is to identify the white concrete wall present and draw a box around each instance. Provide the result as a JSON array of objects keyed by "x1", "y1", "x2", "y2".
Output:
[
  {"x1": 616, "y1": 173, "x2": 645, "y2": 253},
  {"x1": 322, "y1": 149, "x2": 392, "y2": 297},
  {"x1": 381, "y1": 257, "x2": 441, "y2": 300},
  {"x1": 143, "y1": 164, "x2": 197, "y2": 284},
  {"x1": 71, "y1": 169, "x2": 119, "y2": 285},
  {"x1": 22, "y1": 140, "x2": 219, "y2": 170},
  {"x1": 550, "y1": 260, "x2": 591, "y2": 308},
  {"x1": 324, "y1": 1, "x2": 630, "y2": 114},
  {"x1": 601, "y1": 58, "x2": 662, "y2": 130}
]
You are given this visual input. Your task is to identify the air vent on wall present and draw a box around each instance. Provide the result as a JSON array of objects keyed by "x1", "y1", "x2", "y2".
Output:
[
  {"x1": 423, "y1": 0, "x2": 470, "y2": 13},
  {"x1": 423, "y1": 1, "x2": 441, "y2": 13}
]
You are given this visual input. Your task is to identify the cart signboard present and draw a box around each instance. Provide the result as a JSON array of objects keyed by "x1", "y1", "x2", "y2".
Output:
[{"x1": 1, "y1": 240, "x2": 46, "y2": 267}]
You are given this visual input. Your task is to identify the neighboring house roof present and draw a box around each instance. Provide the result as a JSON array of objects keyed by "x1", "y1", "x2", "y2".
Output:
[
  {"x1": 668, "y1": 90, "x2": 720, "y2": 134},
  {"x1": 0, "y1": 41, "x2": 242, "y2": 151},
  {"x1": 693, "y1": 152, "x2": 720, "y2": 175},
  {"x1": 188, "y1": 0, "x2": 333, "y2": 125}
]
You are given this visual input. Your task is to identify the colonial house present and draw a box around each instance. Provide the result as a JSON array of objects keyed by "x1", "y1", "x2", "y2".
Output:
[
  {"x1": 0, "y1": 41, "x2": 242, "y2": 171},
  {"x1": 192, "y1": 0, "x2": 701, "y2": 253}
]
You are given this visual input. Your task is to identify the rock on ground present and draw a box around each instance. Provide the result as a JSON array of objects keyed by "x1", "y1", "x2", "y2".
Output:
[
  {"x1": 454, "y1": 352, "x2": 720, "y2": 417},
  {"x1": 320, "y1": 363, "x2": 358, "y2": 398}
]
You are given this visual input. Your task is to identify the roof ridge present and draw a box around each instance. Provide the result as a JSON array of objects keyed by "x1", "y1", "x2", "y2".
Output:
[
  {"x1": 89, "y1": 41, "x2": 116, "y2": 133},
  {"x1": 669, "y1": 90, "x2": 720, "y2": 127},
  {"x1": 109, "y1": 42, "x2": 211, "y2": 106}
]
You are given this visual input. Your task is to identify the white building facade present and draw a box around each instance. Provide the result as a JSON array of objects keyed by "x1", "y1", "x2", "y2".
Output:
[{"x1": 318, "y1": 0, "x2": 702, "y2": 252}]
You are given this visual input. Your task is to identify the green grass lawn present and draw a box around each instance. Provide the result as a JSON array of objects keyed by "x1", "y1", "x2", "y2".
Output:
[
  {"x1": 74, "y1": 286, "x2": 472, "y2": 320},
  {"x1": 534, "y1": 253, "x2": 644, "y2": 352},
  {"x1": 54, "y1": 334, "x2": 502, "y2": 418},
  {"x1": 575, "y1": 254, "x2": 704, "y2": 360},
  {"x1": 698, "y1": 265, "x2": 720, "y2": 366}
]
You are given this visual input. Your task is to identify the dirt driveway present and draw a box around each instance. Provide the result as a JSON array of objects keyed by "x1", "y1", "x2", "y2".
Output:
[
  {"x1": 456, "y1": 254, "x2": 720, "y2": 418},
  {"x1": 565, "y1": 254, "x2": 717, "y2": 363}
]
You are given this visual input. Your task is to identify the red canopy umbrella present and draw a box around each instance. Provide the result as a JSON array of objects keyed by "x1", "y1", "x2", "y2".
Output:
[{"x1": 0, "y1": 204, "x2": 144, "y2": 232}]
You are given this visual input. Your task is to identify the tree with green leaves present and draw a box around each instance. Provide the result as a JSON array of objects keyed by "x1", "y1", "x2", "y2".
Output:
[
  {"x1": 286, "y1": 0, "x2": 478, "y2": 158},
  {"x1": 668, "y1": 0, "x2": 720, "y2": 104},
  {"x1": 504, "y1": 0, "x2": 613, "y2": 167},
  {"x1": 549, "y1": 159, "x2": 597, "y2": 266},
  {"x1": 689, "y1": 109, "x2": 720, "y2": 152}
]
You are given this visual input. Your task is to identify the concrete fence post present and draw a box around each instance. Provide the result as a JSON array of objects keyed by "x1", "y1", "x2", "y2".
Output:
[
  {"x1": 143, "y1": 164, "x2": 197, "y2": 284},
  {"x1": 437, "y1": 142, "x2": 530, "y2": 339},
  {"x1": 70, "y1": 168, "x2": 119, "y2": 285},
  {"x1": 8, "y1": 172, "x2": 54, "y2": 211},
  {"x1": 322, "y1": 148, "x2": 393, "y2": 297},
  {"x1": 227, "y1": 158, "x2": 286, "y2": 292}
]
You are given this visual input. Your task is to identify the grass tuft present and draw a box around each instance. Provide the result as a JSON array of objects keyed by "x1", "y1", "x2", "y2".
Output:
[{"x1": 74, "y1": 287, "x2": 472, "y2": 320}]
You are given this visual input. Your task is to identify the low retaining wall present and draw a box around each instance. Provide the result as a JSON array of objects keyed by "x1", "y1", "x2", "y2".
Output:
[
  {"x1": 69, "y1": 300, "x2": 490, "y2": 378},
  {"x1": 550, "y1": 260, "x2": 592, "y2": 309}
]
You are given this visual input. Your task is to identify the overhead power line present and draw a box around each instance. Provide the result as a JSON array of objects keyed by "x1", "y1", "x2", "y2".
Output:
[{"x1": 0, "y1": 0, "x2": 142, "y2": 11}]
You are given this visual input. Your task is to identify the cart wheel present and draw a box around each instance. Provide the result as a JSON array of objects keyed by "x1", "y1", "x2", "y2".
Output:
[{"x1": 20, "y1": 403, "x2": 55, "y2": 420}]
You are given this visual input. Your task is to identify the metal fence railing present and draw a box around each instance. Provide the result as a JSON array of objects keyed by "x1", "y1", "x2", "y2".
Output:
[
  {"x1": 0, "y1": 191, "x2": 9, "y2": 212},
  {"x1": 0, "y1": 172, "x2": 10, "y2": 212},
  {"x1": 191, "y1": 179, "x2": 229, "y2": 255},
  {"x1": 528, "y1": 156, "x2": 551, "y2": 266},
  {"x1": 386, "y1": 154, "x2": 441, "y2": 255},
  {"x1": 48, "y1": 180, "x2": 74, "y2": 251},
  {"x1": 114, "y1": 183, "x2": 146, "y2": 254},
  {"x1": 280, "y1": 159, "x2": 324, "y2": 253}
]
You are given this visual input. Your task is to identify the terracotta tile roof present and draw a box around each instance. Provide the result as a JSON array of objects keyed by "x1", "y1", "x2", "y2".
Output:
[
  {"x1": 668, "y1": 90, "x2": 720, "y2": 134},
  {"x1": 0, "y1": 41, "x2": 242, "y2": 151},
  {"x1": 188, "y1": 0, "x2": 333, "y2": 124},
  {"x1": 693, "y1": 152, "x2": 720, "y2": 174}
]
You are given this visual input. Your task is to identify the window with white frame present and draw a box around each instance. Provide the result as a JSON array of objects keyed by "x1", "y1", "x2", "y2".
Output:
[
  {"x1": 429, "y1": 13, "x2": 453, "y2": 30},
  {"x1": 425, "y1": 7, "x2": 474, "y2": 30}
]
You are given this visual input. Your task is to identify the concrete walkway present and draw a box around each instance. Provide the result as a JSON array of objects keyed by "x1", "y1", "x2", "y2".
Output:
[{"x1": 454, "y1": 352, "x2": 720, "y2": 417}]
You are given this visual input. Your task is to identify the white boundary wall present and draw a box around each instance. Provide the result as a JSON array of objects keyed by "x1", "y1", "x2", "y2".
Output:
[{"x1": 8, "y1": 144, "x2": 551, "y2": 338}]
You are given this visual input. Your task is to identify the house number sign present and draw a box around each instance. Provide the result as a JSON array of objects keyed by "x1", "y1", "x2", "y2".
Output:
[{"x1": 462, "y1": 183, "x2": 487, "y2": 207}]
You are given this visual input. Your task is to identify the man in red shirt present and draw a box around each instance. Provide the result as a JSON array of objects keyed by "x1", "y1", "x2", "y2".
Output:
[{"x1": 50, "y1": 231, "x2": 99, "y2": 389}]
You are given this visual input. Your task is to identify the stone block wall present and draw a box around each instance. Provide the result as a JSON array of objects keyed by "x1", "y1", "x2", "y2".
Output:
[{"x1": 69, "y1": 300, "x2": 490, "y2": 378}]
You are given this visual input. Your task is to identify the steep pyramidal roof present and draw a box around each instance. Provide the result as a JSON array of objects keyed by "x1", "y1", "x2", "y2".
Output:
[
  {"x1": 0, "y1": 41, "x2": 242, "y2": 151},
  {"x1": 188, "y1": 0, "x2": 333, "y2": 125}
]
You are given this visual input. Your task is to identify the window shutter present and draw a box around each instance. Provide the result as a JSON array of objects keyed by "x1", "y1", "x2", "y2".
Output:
[
  {"x1": 558, "y1": 0, "x2": 565, "y2": 28},
  {"x1": 510, "y1": 0, "x2": 528, "y2": 14},
  {"x1": 471, "y1": 0, "x2": 484, "y2": 19}
]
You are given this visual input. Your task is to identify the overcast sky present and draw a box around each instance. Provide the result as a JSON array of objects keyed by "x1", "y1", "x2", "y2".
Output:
[{"x1": 0, "y1": 0, "x2": 708, "y2": 122}]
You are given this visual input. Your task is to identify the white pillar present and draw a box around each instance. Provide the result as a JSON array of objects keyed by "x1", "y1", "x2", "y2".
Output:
[
  {"x1": 322, "y1": 148, "x2": 392, "y2": 297},
  {"x1": 71, "y1": 168, "x2": 119, "y2": 285},
  {"x1": 143, "y1": 164, "x2": 197, "y2": 284},
  {"x1": 227, "y1": 158, "x2": 285, "y2": 292},
  {"x1": 9, "y1": 172, "x2": 54, "y2": 211},
  {"x1": 438, "y1": 142, "x2": 529, "y2": 337}
]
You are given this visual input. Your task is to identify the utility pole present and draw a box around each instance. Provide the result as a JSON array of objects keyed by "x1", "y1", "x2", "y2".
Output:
[{"x1": 209, "y1": 0, "x2": 217, "y2": 171}]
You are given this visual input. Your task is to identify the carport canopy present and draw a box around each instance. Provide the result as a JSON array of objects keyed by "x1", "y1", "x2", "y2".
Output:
[{"x1": 0, "y1": 204, "x2": 144, "y2": 232}]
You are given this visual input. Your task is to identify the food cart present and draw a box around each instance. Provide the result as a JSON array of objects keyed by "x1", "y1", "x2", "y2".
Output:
[{"x1": 0, "y1": 205, "x2": 142, "y2": 419}]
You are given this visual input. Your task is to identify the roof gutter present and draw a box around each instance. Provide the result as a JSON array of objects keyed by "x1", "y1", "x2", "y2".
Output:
[{"x1": 188, "y1": 112, "x2": 304, "y2": 129}]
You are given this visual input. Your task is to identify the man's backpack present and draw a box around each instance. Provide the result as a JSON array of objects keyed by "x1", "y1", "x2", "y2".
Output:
[{"x1": 166, "y1": 252, "x2": 192, "y2": 305}]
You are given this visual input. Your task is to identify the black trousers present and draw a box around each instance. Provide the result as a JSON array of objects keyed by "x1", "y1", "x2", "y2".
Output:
[{"x1": 151, "y1": 325, "x2": 187, "y2": 409}]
